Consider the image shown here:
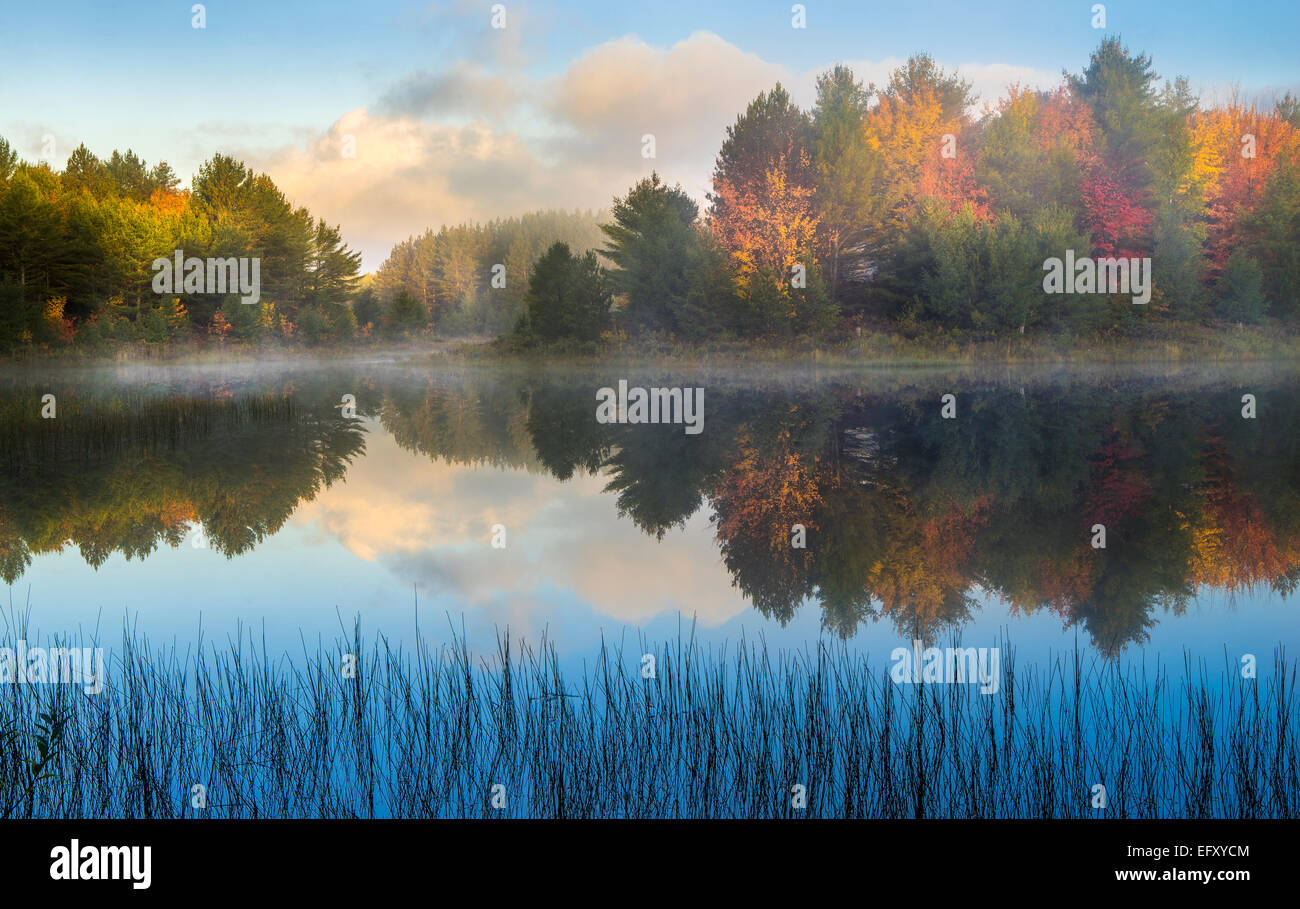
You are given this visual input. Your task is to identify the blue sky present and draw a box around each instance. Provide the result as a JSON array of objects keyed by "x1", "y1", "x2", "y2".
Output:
[{"x1": 2, "y1": 0, "x2": 1297, "y2": 268}]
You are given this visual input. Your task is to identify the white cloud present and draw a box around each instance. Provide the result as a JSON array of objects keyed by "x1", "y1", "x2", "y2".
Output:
[
  {"x1": 543, "y1": 31, "x2": 788, "y2": 201},
  {"x1": 955, "y1": 61, "x2": 1063, "y2": 107},
  {"x1": 256, "y1": 109, "x2": 571, "y2": 268}
]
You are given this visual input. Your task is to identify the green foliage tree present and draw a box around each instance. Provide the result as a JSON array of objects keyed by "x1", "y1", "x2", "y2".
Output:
[
  {"x1": 1068, "y1": 36, "x2": 1160, "y2": 189},
  {"x1": 675, "y1": 229, "x2": 748, "y2": 339},
  {"x1": 709, "y1": 83, "x2": 812, "y2": 224},
  {"x1": 385, "y1": 289, "x2": 426, "y2": 336},
  {"x1": 0, "y1": 138, "x2": 17, "y2": 185},
  {"x1": 307, "y1": 219, "x2": 362, "y2": 306},
  {"x1": 883, "y1": 53, "x2": 975, "y2": 122},
  {"x1": 373, "y1": 209, "x2": 606, "y2": 336},
  {"x1": 296, "y1": 305, "x2": 330, "y2": 343},
  {"x1": 325, "y1": 300, "x2": 358, "y2": 339},
  {"x1": 516, "y1": 242, "x2": 611, "y2": 343},
  {"x1": 63, "y1": 144, "x2": 113, "y2": 196},
  {"x1": 1215, "y1": 251, "x2": 1267, "y2": 323},
  {"x1": 0, "y1": 137, "x2": 371, "y2": 350},
  {"x1": 1244, "y1": 157, "x2": 1300, "y2": 318},
  {"x1": 352, "y1": 286, "x2": 382, "y2": 331},
  {"x1": 905, "y1": 201, "x2": 1093, "y2": 333},
  {"x1": 600, "y1": 173, "x2": 700, "y2": 334},
  {"x1": 811, "y1": 65, "x2": 880, "y2": 303},
  {"x1": 0, "y1": 171, "x2": 66, "y2": 292},
  {"x1": 1148, "y1": 78, "x2": 1207, "y2": 314}
]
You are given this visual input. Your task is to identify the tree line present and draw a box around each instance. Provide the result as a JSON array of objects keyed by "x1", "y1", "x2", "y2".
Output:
[
  {"x1": 371, "y1": 210, "x2": 606, "y2": 337},
  {"x1": 4, "y1": 37, "x2": 1298, "y2": 352},
  {"x1": 381, "y1": 37, "x2": 1300, "y2": 346},
  {"x1": 0, "y1": 142, "x2": 365, "y2": 349}
]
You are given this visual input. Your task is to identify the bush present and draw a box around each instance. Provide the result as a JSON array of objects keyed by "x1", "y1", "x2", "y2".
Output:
[
  {"x1": 220, "y1": 297, "x2": 265, "y2": 341},
  {"x1": 352, "y1": 288, "x2": 382, "y2": 331}
]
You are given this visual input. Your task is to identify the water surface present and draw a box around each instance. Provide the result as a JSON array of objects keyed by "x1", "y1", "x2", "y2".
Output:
[{"x1": 1, "y1": 358, "x2": 1295, "y2": 676}]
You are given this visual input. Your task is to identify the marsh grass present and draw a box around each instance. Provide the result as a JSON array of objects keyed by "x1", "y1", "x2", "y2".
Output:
[{"x1": 0, "y1": 618, "x2": 1294, "y2": 819}]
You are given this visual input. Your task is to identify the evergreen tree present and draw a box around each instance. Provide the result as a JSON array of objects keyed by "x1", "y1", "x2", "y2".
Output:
[
  {"x1": 600, "y1": 173, "x2": 700, "y2": 334},
  {"x1": 518, "y1": 242, "x2": 611, "y2": 342},
  {"x1": 1215, "y1": 251, "x2": 1267, "y2": 323},
  {"x1": 811, "y1": 65, "x2": 880, "y2": 303}
]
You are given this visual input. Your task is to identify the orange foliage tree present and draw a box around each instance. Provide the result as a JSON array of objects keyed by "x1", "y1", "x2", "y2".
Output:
[{"x1": 1190, "y1": 103, "x2": 1300, "y2": 276}]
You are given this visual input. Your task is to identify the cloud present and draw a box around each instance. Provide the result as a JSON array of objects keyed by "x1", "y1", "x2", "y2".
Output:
[
  {"x1": 408, "y1": 0, "x2": 535, "y2": 69},
  {"x1": 248, "y1": 31, "x2": 790, "y2": 266},
  {"x1": 256, "y1": 109, "x2": 571, "y2": 268},
  {"x1": 955, "y1": 62, "x2": 1063, "y2": 107},
  {"x1": 544, "y1": 31, "x2": 788, "y2": 202},
  {"x1": 246, "y1": 30, "x2": 1067, "y2": 269},
  {"x1": 377, "y1": 64, "x2": 520, "y2": 119}
]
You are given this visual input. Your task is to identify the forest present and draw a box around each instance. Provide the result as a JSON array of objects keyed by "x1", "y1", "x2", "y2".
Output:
[{"x1": 1, "y1": 37, "x2": 1297, "y2": 354}]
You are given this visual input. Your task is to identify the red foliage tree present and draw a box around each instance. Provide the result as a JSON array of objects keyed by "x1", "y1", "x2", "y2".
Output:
[{"x1": 1080, "y1": 173, "x2": 1152, "y2": 259}]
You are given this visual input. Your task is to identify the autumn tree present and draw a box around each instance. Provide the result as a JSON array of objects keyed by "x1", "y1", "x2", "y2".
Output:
[
  {"x1": 861, "y1": 54, "x2": 984, "y2": 299},
  {"x1": 709, "y1": 84, "x2": 832, "y2": 334},
  {"x1": 709, "y1": 83, "x2": 812, "y2": 225},
  {"x1": 710, "y1": 156, "x2": 833, "y2": 334},
  {"x1": 1191, "y1": 101, "x2": 1300, "y2": 276},
  {"x1": 884, "y1": 53, "x2": 975, "y2": 121},
  {"x1": 1068, "y1": 37, "x2": 1161, "y2": 257},
  {"x1": 976, "y1": 86, "x2": 1095, "y2": 221}
]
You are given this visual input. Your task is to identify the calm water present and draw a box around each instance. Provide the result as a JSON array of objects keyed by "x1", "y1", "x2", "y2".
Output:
[{"x1": 1, "y1": 357, "x2": 1296, "y2": 675}]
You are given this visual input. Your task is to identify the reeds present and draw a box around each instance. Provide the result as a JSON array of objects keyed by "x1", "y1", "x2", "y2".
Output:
[{"x1": 0, "y1": 619, "x2": 1294, "y2": 819}]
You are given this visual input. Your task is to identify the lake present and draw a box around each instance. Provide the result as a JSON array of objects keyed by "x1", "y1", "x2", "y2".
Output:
[
  {"x1": 3, "y1": 357, "x2": 1295, "y2": 663},
  {"x1": 1, "y1": 356, "x2": 1296, "y2": 817}
]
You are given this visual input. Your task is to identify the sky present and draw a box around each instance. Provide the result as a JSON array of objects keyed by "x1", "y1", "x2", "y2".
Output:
[{"x1": 2, "y1": 0, "x2": 1298, "y2": 270}]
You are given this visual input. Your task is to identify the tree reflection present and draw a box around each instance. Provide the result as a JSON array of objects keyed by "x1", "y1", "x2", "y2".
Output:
[
  {"x1": 3, "y1": 371, "x2": 1298, "y2": 657},
  {"x1": 0, "y1": 388, "x2": 366, "y2": 581}
]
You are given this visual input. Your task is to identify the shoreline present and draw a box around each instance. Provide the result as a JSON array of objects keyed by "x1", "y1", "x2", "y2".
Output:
[{"x1": 3, "y1": 322, "x2": 1300, "y2": 371}]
